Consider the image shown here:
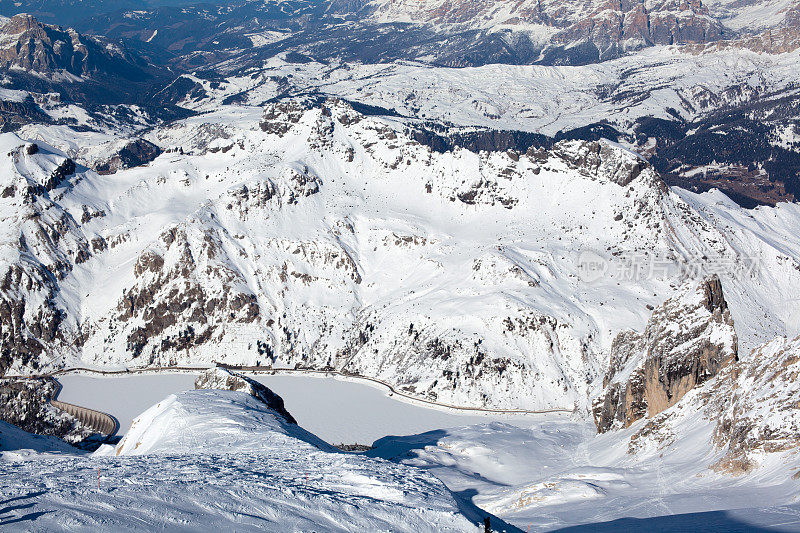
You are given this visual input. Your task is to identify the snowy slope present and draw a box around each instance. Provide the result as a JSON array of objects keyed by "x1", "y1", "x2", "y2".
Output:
[
  {"x1": 0, "y1": 420, "x2": 76, "y2": 455},
  {"x1": 2, "y1": 96, "x2": 800, "y2": 413},
  {"x1": 114, "y1": 390, "x2": 331, "y2": 455},
  {"x1": 370, "y1": 417, "x2": 800, "y2": 530},
  {"x1": 0, "y1": 389, "x2": 486, "y2": 532},
  {"x1": 179, "y1": 47, "x2": 800, "y2": 135},
  {"x1": 364, "y1": 332, "x2": 800, "y2": 530}
]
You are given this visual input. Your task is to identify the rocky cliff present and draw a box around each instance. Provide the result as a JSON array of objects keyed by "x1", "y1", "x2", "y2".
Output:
[
  {"x1": 593, "y1": 275, "x2": 738, "y2": 432},
  {"x1": 624, "y1": 334, "x2": 800, "y2": 475}
]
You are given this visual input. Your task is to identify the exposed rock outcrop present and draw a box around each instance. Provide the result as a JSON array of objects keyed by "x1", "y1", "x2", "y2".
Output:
[
  {"x1": 0, "y1": 141, "x2": 95, "y2": 376},
  {"x1": 593, "y1": 275, "x2": 738, "y2": 433},
  {"x1": 710, "y1": 335, "x2": 800, "y2": 472},
  {"x1": 0, "y1": 14, "x2": 149, "y2": 80},
  {"x1": 626, "y1": 334, "x2": 800, "y2": 473},
  {"x1": 553, "y1": 140, "x2": 660, "y2": 188},
  {"x1": 94, "y1": 139, "x2": 162, "y2": 175},
  {"x1": 194, "y1": 367, "x2": 296, "y2": 424}
]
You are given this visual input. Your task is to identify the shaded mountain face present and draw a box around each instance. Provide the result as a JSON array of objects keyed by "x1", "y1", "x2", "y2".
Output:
[
  {"x1": 0, "y1": 14, "x2": 150, "y2": 80},
  {"x1": 0, "y1": 0, "x2": 209, "y2": 25},
  {"x1": 1, "y1": 0, "x2": 797, "y2": 69},
  {"x1": 48, "y1": 0, "x2": 796, "y2": 68},
  {"x1": 0, "y1": 13, "x2": 185, "y2": 130},
  {"x1": 0, "y1": 13, "x2": 190, "y2": 114}
]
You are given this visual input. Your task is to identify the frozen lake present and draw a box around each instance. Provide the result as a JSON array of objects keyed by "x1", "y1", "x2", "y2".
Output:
[{"x1": 57, "y1": 373, "x2": 542, "y2": 444}]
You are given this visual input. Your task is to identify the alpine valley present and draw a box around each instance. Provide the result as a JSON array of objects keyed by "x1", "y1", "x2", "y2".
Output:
[{"x1": 0, "y1": 1, "x2": 799, "y2": 532}]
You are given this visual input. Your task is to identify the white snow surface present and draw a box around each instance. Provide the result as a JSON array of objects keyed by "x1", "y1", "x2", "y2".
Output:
[
  {"x1": 57, "y1": 372, "x2": 550, "y2": 444},
  {"x1": 369, "y1": 417, "x2": 800, "y2": 531},
  {"x1": 2, "y1": 380, "x2": 798, "y2": 531},
  {"x1": 193, "y1": 47, "x2": 800, "y2": 135},
  {"x1": 1, "y1": 390, "x2": 482, "y2": 532},
  {"x1": 114, "y1": 389, "x2": 332, "y2": 455},
  {"x1": 0, "y1": 420, "x2": 76, "y2": 456}
]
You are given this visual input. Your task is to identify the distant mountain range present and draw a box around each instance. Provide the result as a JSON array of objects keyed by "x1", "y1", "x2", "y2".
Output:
[{"x1": 0, "y1": 1, "x2": 797, "y2": 204}]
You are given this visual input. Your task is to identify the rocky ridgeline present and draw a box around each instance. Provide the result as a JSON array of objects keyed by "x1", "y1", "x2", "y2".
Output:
[
  {"x1": 0, "y1": 141, "x2": 93, "y2": 376},
  {"x1": 0, "y1": 99, "x2": 732, "y2": 410},
  {"x1": 195, "y1": 367, "x2": 296, "y2": 424},
  {"x1": 591, "y1": 273, "x2": 800, "y2": 474},
  {"x1": 93, "y1": 139, "x2": 162, "y2": 175},
  {"x1": 0, "y1": 97, "x2": 796, "y2": 414},
  {"x1": 709, "y1": 335, "x2": 800, "y2": 473},
  {"x1": 593, "y1": 276, "x2": 738, "y2": 432},
  {"x1": 625, "y1": 334, "x2": 800, "y2": 474},
  {"x1": 363, "y1": 0, "x2": 725, "y2": 61},
  {"x1": 0, "y1": 14, "x2": 149, "y2": 80}
]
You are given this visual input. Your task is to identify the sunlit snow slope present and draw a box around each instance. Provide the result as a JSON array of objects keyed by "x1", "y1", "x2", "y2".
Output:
[
  {"x1": 0, "y1": 390, "x2": 486, "y2": 532},
  {"x1": 2, "y1": 97, "x2": 800, "y2": 412}
]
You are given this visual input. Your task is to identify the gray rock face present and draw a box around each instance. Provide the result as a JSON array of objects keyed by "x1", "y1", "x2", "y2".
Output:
[
  {"x1": 195, "y1": 367, "x2": 297, "y2": 424},
  {"x1": 710, "y1": 335, "x2": 800, "y2": 473},
  {"x1": 593, "y1": 275, "x2": 738, "y2": 433},
  {"x1": 553, "y1": 140, "x2": 658, "y2": 187},
  {"x1": 0, "y1": 14, "x2": 147, "y2": 80},
  {"x1": 626, "y1": 334, "x2": 800, "y2": 473},
  {"x1": 94, "y1": 139, "x2": 162, "y2": 175}
]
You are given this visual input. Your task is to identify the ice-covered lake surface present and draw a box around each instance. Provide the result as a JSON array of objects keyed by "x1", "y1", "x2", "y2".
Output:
[{"x1": 56, "y1": 373, "x2": 543, "y2": 444}]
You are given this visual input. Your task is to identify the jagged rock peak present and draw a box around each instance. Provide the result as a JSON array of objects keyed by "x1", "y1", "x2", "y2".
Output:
[
  {"x1": 702, "y1": 275, "x2": 728, "y2": 314},
  {"x1": 552, "y1": 139, "x2": 662, "y2": 188},
  {"x1": 194, "y1": 367, "x2": 297, "y2": 424},
  {"x1": 593, "y1": 275, "x2": 738, "y2": 433},
  {"x1": 0, "y1": 13, "x2": 149, "y2": 80}
]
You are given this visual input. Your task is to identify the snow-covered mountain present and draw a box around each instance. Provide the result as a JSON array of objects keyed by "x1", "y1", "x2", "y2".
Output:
[
  {"x1": 2, "y1": 97, "x2": 799, "y2": 414},
  {"x1": 593, "y1": 275, "x2": 738, "y2": 432},
  {"x1": 0, "y1": 3, "x2": 798, "y2": 529},
  {"x1": 0, "y1": 14, "x2": 168, "y2": 102}
]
